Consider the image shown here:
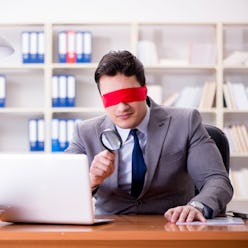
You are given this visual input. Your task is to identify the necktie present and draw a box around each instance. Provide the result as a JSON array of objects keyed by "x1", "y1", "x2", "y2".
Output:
[{"x1": 130, "y1": 129, "x2": 147, "y2": 198}]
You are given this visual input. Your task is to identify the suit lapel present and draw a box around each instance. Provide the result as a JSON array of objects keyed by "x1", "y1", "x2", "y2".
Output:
[{"x1": 141, "y1": 103, "x2": 171, "y2": 197}]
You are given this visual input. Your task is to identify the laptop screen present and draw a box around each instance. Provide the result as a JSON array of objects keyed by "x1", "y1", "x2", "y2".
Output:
[{"x1": 0, "y1": 153, "x2": 97, "y2": 224}]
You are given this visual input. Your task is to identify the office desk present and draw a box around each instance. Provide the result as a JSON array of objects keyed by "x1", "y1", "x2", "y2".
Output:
[{"x1": 0, "y1": 215, "x2": 247, "y2": 248}]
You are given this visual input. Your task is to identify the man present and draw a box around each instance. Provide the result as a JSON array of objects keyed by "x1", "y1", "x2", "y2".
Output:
[{"x1": 66, "y1": 50, "x2": 233, "y2": 223}]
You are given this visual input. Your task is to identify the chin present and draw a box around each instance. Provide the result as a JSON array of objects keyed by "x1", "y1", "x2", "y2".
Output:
[{"x1": 116, "y1": 120, "x2": 136, "y2": 129}]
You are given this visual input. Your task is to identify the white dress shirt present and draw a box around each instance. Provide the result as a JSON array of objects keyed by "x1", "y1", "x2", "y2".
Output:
[{"x1": 115, "y1": 106, "x2": 150, "y2": 192}]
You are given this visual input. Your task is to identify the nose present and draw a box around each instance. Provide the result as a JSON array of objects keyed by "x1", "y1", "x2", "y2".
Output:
[{"x1": 116, "y1": 102, "x2": 130, "y2": 111}]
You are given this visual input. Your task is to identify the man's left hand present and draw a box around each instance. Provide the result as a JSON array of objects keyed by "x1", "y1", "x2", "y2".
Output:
[{"x1": 164, "y1": 205, "x2": 206, "y2": 223}]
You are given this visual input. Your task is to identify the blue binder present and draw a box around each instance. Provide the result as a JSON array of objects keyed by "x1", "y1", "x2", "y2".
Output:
[
  {"x1": 82, "y1": 31, "x2": 92, "y2": 63},
  {"x1": 58, "y1": 31, "x2": 67, "y2": 63}
]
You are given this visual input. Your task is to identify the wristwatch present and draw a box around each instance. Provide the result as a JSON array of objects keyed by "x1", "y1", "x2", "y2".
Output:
[{"x1": 188, "y1": 201, "x2": 205, "y2": 216}]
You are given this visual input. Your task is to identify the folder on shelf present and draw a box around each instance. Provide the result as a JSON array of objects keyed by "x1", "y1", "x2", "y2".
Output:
[
  {"x1": 59, "y1": 75, "x2": 67, "y2": 107},
  {"x1": 0, "y1": 75, "x2": 6, "y2": 107},
  {"x1": 22, "y1": 32, "x2": 30, "y2": 63},
  {"x1": 58, "y1": 119, "x2": 67, "y2": 152},
  {"x1": 58, "y1": 31, "x2": 67, "y2": 63},
  {"x1": 28, "y1": 119, "x2": 45, "y2": 152},
  {"x1": 76, "y1": 31, "x2": 84, "y2": 63},
  {"x1": 83, "y1": 31, "x2": 92, "y2": 63},
  {"x1": 30, "y1": 32, "x2": 38, "y2": 63},
  {"x1": 52, "y1": 74, "x2": 76, "y2": 107},
  {"x1": 51, "y1": 118, "x2": 60, "y2": 152},
  {"x1": 22, "y1": 31, "x2": 45, "y2": 64},
  {"x1": 52, "y1": 75, "x2": 59, "y2": 107},
  {"x1": 66, "y1": 119, "x2": 75, "y2": 145},
  {"x1": 37, "y1": 32, "x2": 45, "y2": 63},
  {"x1": 66, "y1": 30, "x2": 76, "y2": 63},
  {"x1": 29, "y1": 119, "x2": 37, "y2": 151},
  {"x1": 66, "y1": 75, "x2": 76, "y2": 107},
  {"x1": 37, "y1": 119, "x2": 45, "y2": 151}
]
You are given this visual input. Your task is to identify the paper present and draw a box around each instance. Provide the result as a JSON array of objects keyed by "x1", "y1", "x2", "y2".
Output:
[{"x1": 176, "y1": 217, "x2": 244, "y2": 225}]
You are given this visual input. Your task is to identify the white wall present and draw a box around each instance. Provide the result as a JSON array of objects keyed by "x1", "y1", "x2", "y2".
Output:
[{"x1": 0, "y1": 0, "x2": 248, "y2": 23}]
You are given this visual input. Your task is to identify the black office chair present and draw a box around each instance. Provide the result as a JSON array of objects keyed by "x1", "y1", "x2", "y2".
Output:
[{"x1": 204, "y1": 124, "x2": 230, "y2": 174}]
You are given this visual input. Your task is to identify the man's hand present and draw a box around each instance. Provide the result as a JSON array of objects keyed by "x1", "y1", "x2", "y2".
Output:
[
  {"x1": 90, "y1": 150, "x2": 115, "y2": 188},
  {"x1": 164, "y1": 205, "x2": 207, "y2": 223}
]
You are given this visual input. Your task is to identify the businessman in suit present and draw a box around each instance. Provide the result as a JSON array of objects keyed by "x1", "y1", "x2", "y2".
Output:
[{"x1": 66, "y1": 50, "x2": 233, "y2": 223}]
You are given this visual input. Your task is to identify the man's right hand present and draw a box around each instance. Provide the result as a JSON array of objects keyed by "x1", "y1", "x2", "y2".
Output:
[{"x1": 90, "y1": 150, "x2": 115, "y2": 189}]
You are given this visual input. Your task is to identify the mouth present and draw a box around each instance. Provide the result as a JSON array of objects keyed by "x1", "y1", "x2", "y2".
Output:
[{"x1": 117, "y1": 112, "x2": 133, "y2": 120}]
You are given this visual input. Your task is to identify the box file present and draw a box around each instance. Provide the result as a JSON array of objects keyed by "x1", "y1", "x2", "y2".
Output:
[
  {"x1": 37, "y1": 32, "x2": 45, "y2": 63},
  {"x1": 52, "y1": 74, "x2": 76, "y2": 107},
  {"x1": 28, "y1": 119, "x2": 45, "y2": 152},
  {"x1": 58, "y1": 31, "x2": 67, "y2": 63},
  {"x1": 83, "y1": 31, "x2": 92, "y2": 62},
  {"x1": 51, "y1": 118, "x2": 60, "y2": 152},
  {"x1": 66, "y1": 75, "x2": 76, "y2": 107},
  {"x1": 22, "y1": 32, "x2": 30, "y2": 63},
  {"x1": 66, "y1": 30, "x2": 76, "y2": 63},
  {"x1": 51, "y1": 118, "x2": 79, "y2": 152},
  {"x1": 58, "y1": 30, "x2": 92, "y2": 63},
  {"x1": 22, "y1": 31, "x2": 45, "y2": 63},
  {"x1": 59, "y1": 75, "x2": 67, "y2": 107},
  {"x1": 52, "y1": 75, "x2": 59, "y2": 107}
]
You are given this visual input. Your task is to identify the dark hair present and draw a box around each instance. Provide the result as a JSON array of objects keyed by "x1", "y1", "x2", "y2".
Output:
[{"x1": 94, "y1": 50, "x2": 146, "y2": 93}]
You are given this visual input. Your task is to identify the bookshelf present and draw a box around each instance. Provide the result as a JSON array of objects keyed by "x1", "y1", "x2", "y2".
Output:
[{"x1": 0, "y1": 22, "x2": 248, "y2": 208}]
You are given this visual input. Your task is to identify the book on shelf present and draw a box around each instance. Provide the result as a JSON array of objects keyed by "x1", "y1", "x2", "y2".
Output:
[
  {"x1": 223, "y1": 51, "x2": 248, "y2": 66},
  {"x1": 198, "y1": 81, "x2": 216, "y2": 109},
  {"x1": 0, "y1": 75, "x2": 6, "y2": 107},
  {"x1": 58, "y1": 30, "x2": 92, "y2": 63},
  {"x1": 173, "y1": 86, "x2": 202, "y2": 109},
  {"x1": 224, "y1": 124, "x2": 248, "y2": 154},
  {"x1": 52, "y1": 74, "x2": 76, "y2": 107},
  {"x1": 231, "y1": 169, "x2": 248, "y2": 199},
  {"x1": 223, "y1": 82, "x2": 248, "y2": 110},
  {"x1": 28, "y1": 118, "x2": 45, "y2": 152},
  {"x1": 22, "y1": 31, "x2": 45, "y2": 63},
  {"x1": 162, "y1": 81, "x2": 215, "y2": 109}
]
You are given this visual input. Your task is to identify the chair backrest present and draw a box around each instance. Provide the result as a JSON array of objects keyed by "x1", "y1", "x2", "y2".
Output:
[{"x1": 204, "y1": 124, "x2": 230, "y2": 173}]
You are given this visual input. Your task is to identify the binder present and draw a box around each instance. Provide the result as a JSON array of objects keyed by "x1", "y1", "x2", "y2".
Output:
[
  {"x1": 58, "y1": 119, "x2": 67, "y2": 151},
  {"x1": 52, "y1": 75, "x2": 59, "y2": 107},
  {"x1": 0, "y1": 75, "x2": 6, "y2": 107},
  {"x1": 37, "y1": 32, "x2": 45, "y2": 63},
  {"x1": 51, "y1": 118, "x2": 60, "y2": 152},
  {"x1": 66, "y1": 30, "x2": 76, "y2": 63},
  {"x1": 22, "y1": 32, "x2": 30, "y2": 63},
  {"x1": 59, "y1": 75, "x2": 67, "y2": 107},
  {"x1": 66, "y1": 75, "x2": 76, "y2": 107},
  {"x1": 58, "y1": 31, "x2": 67, "y2": 63},
  {"x1": 29, "y1": 119, "x2": 38, "y2": 151},
  {"x1": 83, "y1": 31, "x2": 92, "y2": 62},
  {"x1": 66, "y1": 119, "x2": 75, "y2": 146},
  {"x1": 37, "y1": 119, "x2": 45, "y2": 151},
  {"x1": 76, "y1": 31, "x2": 84, "y2": 63},
  {"x1": 30, "y1": 32, "x2": 38, "y2": 63}
]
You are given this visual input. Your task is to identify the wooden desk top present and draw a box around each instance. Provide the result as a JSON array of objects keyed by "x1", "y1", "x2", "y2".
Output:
[{"x1": 0, "y1": 215, "x2": 248, "y2": 241}]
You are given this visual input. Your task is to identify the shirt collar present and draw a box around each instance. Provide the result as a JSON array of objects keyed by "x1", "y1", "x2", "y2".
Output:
[{"x1": 116, "y1": 106, "x2": 150, "y2": 143}]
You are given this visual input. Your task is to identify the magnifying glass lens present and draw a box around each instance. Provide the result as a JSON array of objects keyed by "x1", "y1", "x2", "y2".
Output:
[{"x1": 100, "y1": 129, "x2": 122, "y2": 151}]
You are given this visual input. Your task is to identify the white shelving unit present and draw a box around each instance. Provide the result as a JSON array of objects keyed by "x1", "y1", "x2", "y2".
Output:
[{"x1": 0, "y1": 22, "x2": 247, "y2": 208}]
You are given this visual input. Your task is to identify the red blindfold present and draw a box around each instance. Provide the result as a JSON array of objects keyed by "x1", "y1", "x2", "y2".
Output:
[{"x1": 102, "y1": 86, "x2": 147, "y2": 108}]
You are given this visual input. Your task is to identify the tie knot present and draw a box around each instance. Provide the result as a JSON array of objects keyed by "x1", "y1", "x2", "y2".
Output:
[{"x1": 130, "y1": 129, "x2": 138, "y2": 137}]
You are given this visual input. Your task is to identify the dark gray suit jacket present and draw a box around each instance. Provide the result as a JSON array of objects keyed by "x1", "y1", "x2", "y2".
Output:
[{"x1": 65, "y1": 98, "x2": 233, "y2": 216}]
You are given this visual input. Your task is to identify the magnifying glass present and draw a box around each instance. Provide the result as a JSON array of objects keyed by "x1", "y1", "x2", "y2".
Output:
[{"x1": 100, "y1": 129, "x2": 122, "y2": 151}]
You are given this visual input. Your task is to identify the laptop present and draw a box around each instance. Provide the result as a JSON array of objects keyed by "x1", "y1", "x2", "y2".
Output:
[{"x1": 0, "y1": 153, "x2": 112, "y2": 225}]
